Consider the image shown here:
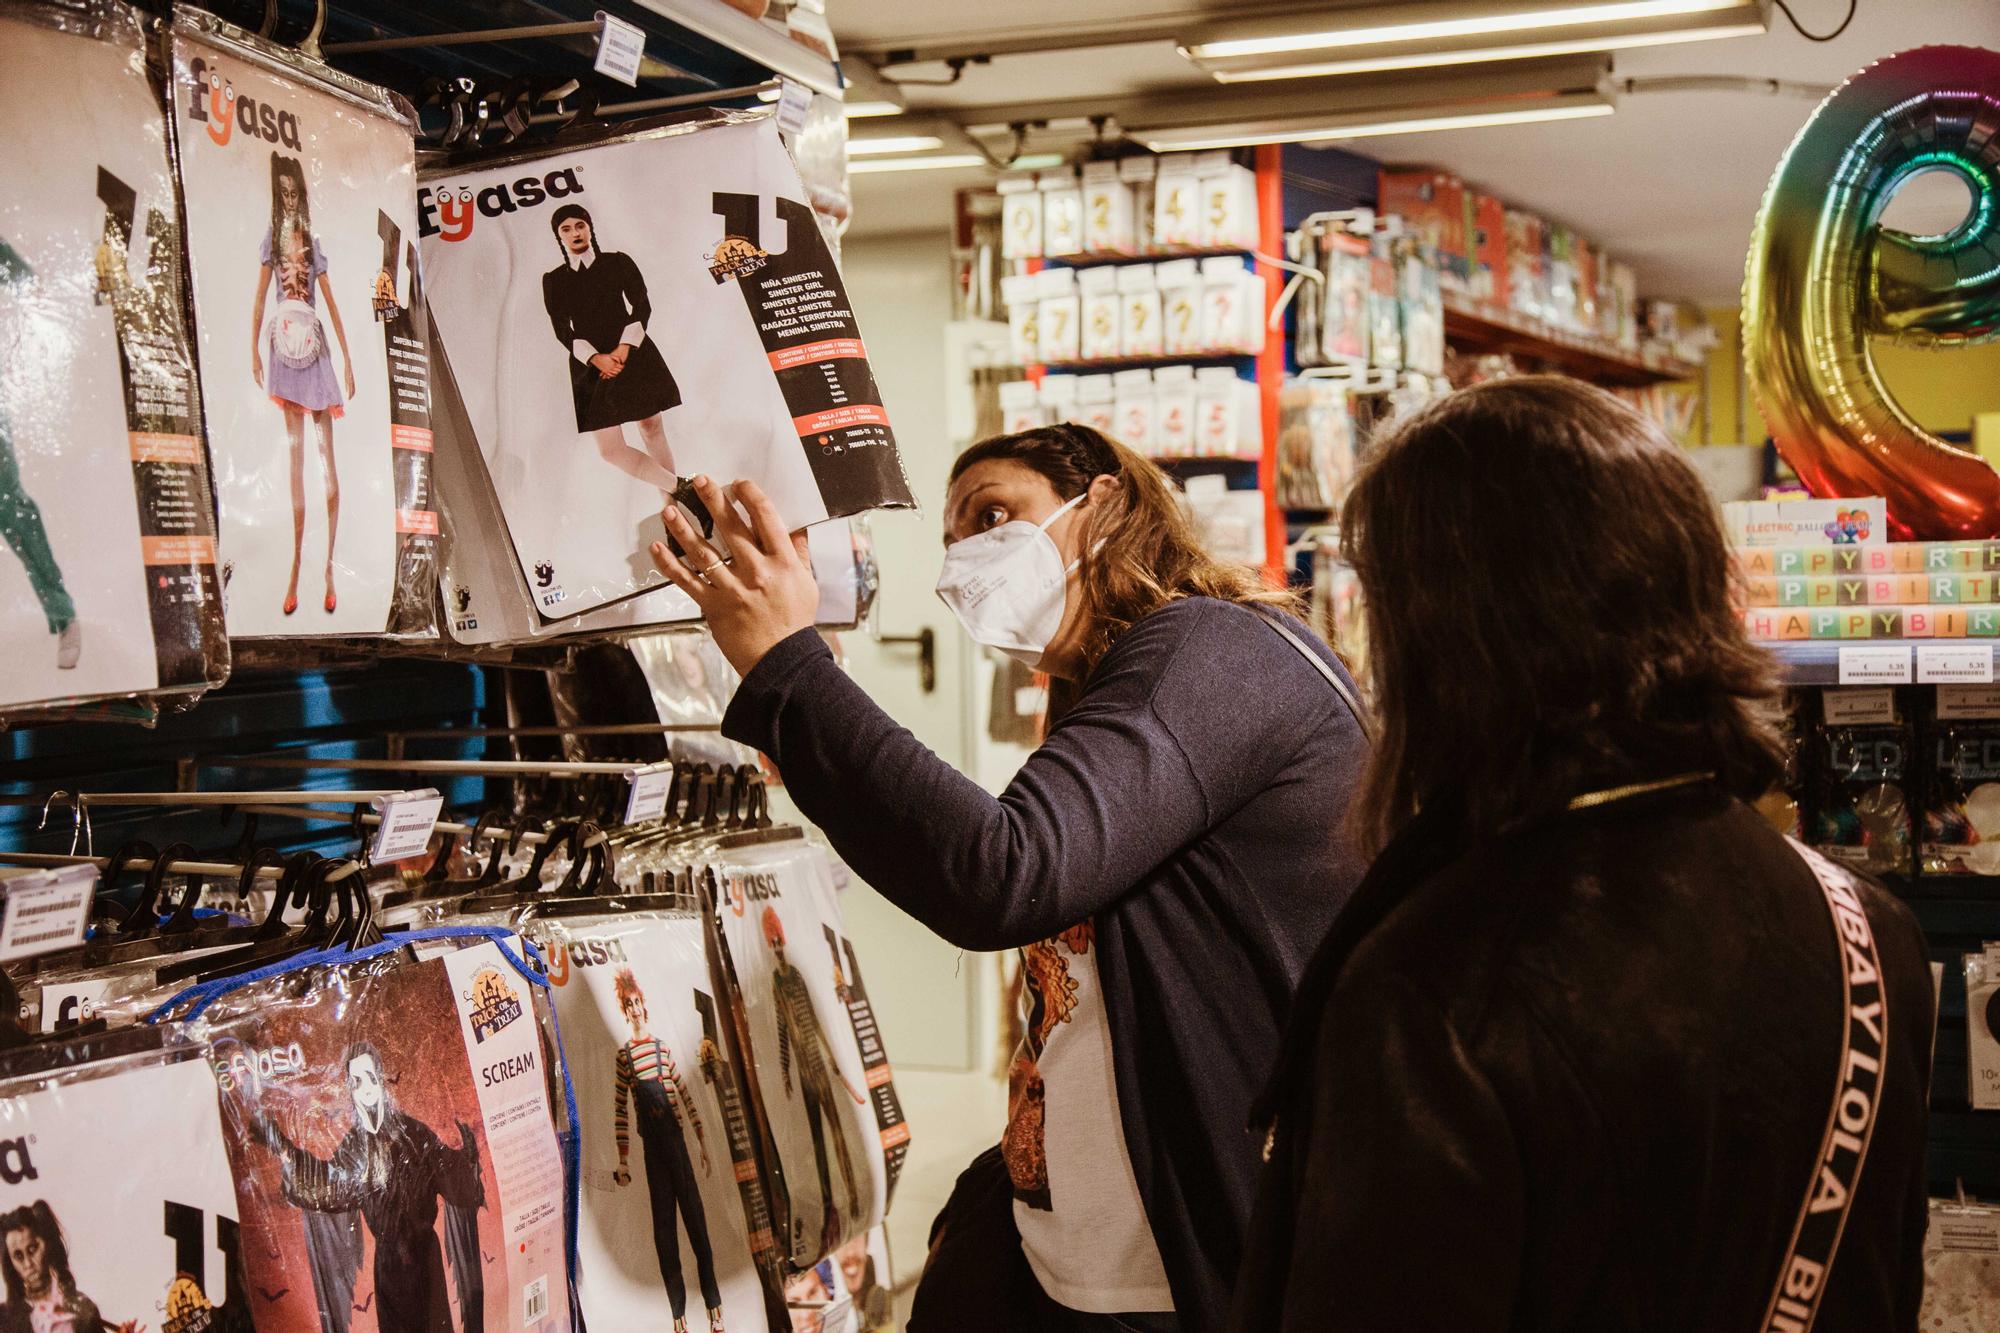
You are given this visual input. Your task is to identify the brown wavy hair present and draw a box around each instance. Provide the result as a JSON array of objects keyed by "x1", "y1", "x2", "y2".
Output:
[
  {"x1": 1340, "y1": 376, "x2": 1783, "y2": 852},
  {"x1": 950, "y1": 423, "x2": 1297, "y2": 676}
]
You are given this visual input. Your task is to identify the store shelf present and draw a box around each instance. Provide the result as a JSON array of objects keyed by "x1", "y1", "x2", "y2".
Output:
[
  {"x1": 1033, "y1": 354, "x2": 1257, "y2": 373},
  {"x1": 1044, "y1": 248, "x2": 1260, "y2": 269},
  {"x1": 1442, "y1": 291, "x2": 1701, "y2": 387},
  {"x1": 629, "y1": 0, "x2": 840, "y2": 95},
  {"x1": 1761, "y1": 639, "x2": 2000, "y2": 685}
]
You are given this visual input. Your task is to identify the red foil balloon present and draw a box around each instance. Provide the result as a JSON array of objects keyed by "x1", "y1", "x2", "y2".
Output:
[{"x1": 1743, "y1": 45, "x2": 2000, "y2": 540}]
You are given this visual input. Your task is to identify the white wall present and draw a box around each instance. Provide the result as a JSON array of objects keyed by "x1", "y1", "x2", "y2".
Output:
[{"x1": 831, "y1": 230, "x2": 1003, "y2": 1075}]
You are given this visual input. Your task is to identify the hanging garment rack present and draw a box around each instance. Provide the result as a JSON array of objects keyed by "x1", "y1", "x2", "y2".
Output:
[
  {"x1": 212, "y1": 756, "x2": 651, "y2": 779},
  {"x1": 0, "y1": 790, "x2": 407, "y2": 808},
  {"x1": 0, "y1": 850, "x2": 291, "y2": 881},
  {"x1": 323, "y1": 20, "x2": 604, "y2": 54}
]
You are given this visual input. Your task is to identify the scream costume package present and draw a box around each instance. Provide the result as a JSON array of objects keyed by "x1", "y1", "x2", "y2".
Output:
[
  {"x1": 169, "y1": 9, "x2": 438, "y2": 642},
  {"x1": 1924, "y1": 686, "x2": 2000, "y2": 875},
  {"x1": 524, "y1": 908, "x2": 772, "y2": 1333},
  {"x1": 187, "y1": 938, "x2": 573, "y2": 1333},
  {"x1": 0, "y1": 0, "x2": 228, "y2": 717},
  {"x1": 421, "y1": 112, "x2": 912, "y2": 625},
  {"x1": 700, "y1": 830, "x2": 906, "y2": 1270},
  {"x1": 0, "y1": 1028, "x2": 249, "y2": 1333}
]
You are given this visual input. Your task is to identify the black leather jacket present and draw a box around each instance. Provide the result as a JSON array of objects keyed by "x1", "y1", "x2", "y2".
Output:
[{"x1": 1233, "y1": 783, "x2": 1933, "y2": 1332}]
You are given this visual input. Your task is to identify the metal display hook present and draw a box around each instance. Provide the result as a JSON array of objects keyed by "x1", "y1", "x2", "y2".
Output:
[{"x1": 0, "y1": 850, "x2": 287, "y2": 882}]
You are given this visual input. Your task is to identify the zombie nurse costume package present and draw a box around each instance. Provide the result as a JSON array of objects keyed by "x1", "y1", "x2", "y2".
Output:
[
  {"x1": 168, "y1": 8, "x2": 439, "y2": 641},
  {"x1": 420, "y1": 112, "x2": 912, "y2": 626}
]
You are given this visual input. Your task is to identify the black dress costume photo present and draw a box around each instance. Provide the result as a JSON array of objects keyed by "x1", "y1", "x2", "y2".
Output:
[{"x1": 540, "y1": 206, "x2": 681, "y2": 433}]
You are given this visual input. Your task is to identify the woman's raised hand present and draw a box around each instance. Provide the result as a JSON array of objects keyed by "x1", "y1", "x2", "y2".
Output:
[{"x1": 650, "y1": 476, "x2": 820, "y2": 674}]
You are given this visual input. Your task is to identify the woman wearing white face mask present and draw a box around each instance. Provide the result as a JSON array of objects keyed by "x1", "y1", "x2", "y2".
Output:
[{"x1": 648, "y1": 423, "x2": 1370, "y2": 1332}]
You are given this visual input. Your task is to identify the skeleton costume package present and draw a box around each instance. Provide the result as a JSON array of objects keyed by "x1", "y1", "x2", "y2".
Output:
[
  {"x1": 0, "y1": 0, "x2": 228, "y2": 717},
  {"x1": 420, "y1": 113, "x2": 912, "y2": 628},
  {"x1": 523, "y1": 908, "x2": 776, "y2": 1333},
  {"x1": 168, "y1": 9, "x2": 438, "y2": 642},
  {"x1": 183, "y1": 937, "x2": 574, "y2": 1333},
  {"x1": 0, "y1": 1027, "x2": 250, "y2": 1332},
  {"x1": 698, "y1": 830, "x2": 906, "y2": 1270}
]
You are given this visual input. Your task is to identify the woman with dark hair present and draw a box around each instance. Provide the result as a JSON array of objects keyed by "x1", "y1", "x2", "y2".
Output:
[
  {"x1": 0, "y1": 1200, "x2": 135, "y2": 1333},
  {"x1": 1235, "y1": 377, "x2": 1933, "y2": 1331},
  {"x1": 251, "y1": 153, "x2": 355, "y2": 617},
  {"x1": 644, "y1": 426, "x2": 1371, "y2": 1330}
]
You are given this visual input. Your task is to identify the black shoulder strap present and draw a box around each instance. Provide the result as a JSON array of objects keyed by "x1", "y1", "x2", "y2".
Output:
[
  {"x1": 1253, "y1": 608, "x2": 1372, "y2": 741},
  {"x1": 1760, "y1": 839, "x2": 1889, "y2": 1333}
]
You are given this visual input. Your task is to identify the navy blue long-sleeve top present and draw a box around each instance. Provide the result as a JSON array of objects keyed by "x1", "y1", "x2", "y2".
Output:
[{"x1": 722, "y1": 595, "x2": 1370, "y2": 1330}]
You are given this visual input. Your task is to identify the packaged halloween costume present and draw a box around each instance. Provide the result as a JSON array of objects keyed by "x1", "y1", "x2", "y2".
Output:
[
  {"x1": 0, "y1": 1026, "x2": 250, "y2": 1333},
  {"x1": 0, "y1": 0, "x2": 228, "y2": 718},
  {"x1": 421, "y1": 112, "x2": 912, "y2": 626},
  {"x1": 168, "y1": 8, "x2": 439, "y2": 641}
]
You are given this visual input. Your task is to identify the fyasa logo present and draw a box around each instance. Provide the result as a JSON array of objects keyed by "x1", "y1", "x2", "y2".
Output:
[
  {"x1": 534, "y1": 561, "x2": 555, "y2": 588},
  {"x1": 454, "y1": 585, "x2": 472, "y2": 613},
  {"x1": 707, "y1": 234, "x2": 769, "y2": 283},
  {"x1": 466, "y1": 965, "x2": 524, "y2": 1043},
  {"x1": 417, "y1": 168, "x2": 584, "y2": 242},
  {"x1": 0, "y1": 1136, "x2": 36, "y2": 1185},
  {"x1": 183, "y1": 58, "x2": 303, "y2": 150}
]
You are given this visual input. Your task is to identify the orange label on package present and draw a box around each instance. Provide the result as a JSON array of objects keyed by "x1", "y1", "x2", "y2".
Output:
[
  {"x1": 794, "y1": 404, "x2": 891, "y2": 436},
  {"x1": 142, "y1": 535, "x2": 217, "y2": 566},
  {"x1": 769, "y1": 338, "x2": 867, "y2": 371},
  {"x1": 128, "y1": 431, "x2": 202, "y2": 465},
  {"x1": 397, "y1": 508, "x2": 440, "y2": 536},
  {"x1": 391, "y1": 425, "x2": 435, "y2": 452}
]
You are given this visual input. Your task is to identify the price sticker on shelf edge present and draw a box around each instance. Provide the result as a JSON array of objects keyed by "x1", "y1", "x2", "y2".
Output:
[
  {"x1": 0, "y1": 865, "x2": 97, "y2": 963},
  {"x1": 775, "y1": 79, "x2": 813, "y2": 137},
  {"x1": 625, "y1": 763, "x2": 675, "y2": 826},
  {"x1": 1918, "y1": 644, "x2": 1995, "y2": 685},
  {"x1": 1837, "y1": 644, "x2": 1912, "y2": 685},
  {"x1": 593, "y1": 11, "x2": 646, "y2": 87},
  {"x1": 370, "y1": 788, "x2": 444, "y2": 864}
]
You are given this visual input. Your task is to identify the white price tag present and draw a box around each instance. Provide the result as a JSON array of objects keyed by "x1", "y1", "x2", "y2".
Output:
[
  {"x1": 624, "y1": 764, "x2": 675, "y2": 826},
  {"x1": 1918, "y1": 644, "x2": 1995, "y2": 684},
  {"x1": 370, "y1": 788, "x2": 444, "y2": 864},
  {"x1": 775, "y1": 79, "x2": 813, "y2": 137},
  {"x1": 1837, "y1": 645, "x2": 1912, "y2": 684},
  {"x1": 0, "y1": 865, "x2": 96, "y2": 963},
  {"x1": 593, "y1": 11, "x2": 647, "y2": 87},
  {"x1": 1821, "y1": 687, "x2": 1897, "y2": 725},
  {"x1": 39, "y1": 978, "x2": 111, "y2": 1032}
]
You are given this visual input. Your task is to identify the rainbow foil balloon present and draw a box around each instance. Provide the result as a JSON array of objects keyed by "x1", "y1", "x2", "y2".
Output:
[{"x1": 1744, "y1": 46, "x2": 2000, "y2": 540}]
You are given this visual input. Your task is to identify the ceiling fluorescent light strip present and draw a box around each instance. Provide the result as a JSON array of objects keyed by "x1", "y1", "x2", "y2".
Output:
[
  {"x1": 847, "y1": 153, "x2": 990, "y2": 175},
  {"x1": 1135, "y1": 100, "x2": 1613, "y2": 153},
  {"x1": 1188, "y1": 0, "x2": 1745, "y2": 60},
  {"x1": 1204, "y1": 20, "x2": 1764, "y2": 81},
  {"x1": 847, "y1": 135, "x2": 947, "y2": 156}
]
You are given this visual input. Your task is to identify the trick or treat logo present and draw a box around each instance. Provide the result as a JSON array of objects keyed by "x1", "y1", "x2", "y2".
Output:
[
  {"x1": 725, "y1": 870, "x2": 782, "y2": 917},
  {"x1": 706, "y1": 234, "x2": 770, "y2": 284},
  {"x1": 0, "y1": 1137, "x2": 35, "y2": 1186},
  {"x1": 416, "y1": 167, "x2": 585, "y2": 242},
  {"x1": 210, "y1": 1040, "x2": 308, "y2": 1093},
  {"x1": 466, "y1": 965, "x2": 525, "y2": 1043},
  {"x1": 182, "y1": 58, "x2": 303, "y2": 150},
  {"x1": 162, "y1": 1272, "x2": 216, "y2": 1333}
]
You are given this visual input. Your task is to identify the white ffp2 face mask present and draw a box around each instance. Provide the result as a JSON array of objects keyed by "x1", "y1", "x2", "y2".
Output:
[{"x1": 935, "y1": 494, "x2": 1086, "y2": 669}]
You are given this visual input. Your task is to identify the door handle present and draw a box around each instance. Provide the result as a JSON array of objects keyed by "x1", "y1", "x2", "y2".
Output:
[{"x1": 879, "y1": 628, "x2": 936, "y2": 694}]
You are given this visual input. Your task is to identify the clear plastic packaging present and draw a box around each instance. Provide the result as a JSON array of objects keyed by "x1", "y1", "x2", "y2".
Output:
[
  {"x1": 0, "y1": 1025, "x2": 248, "y2": 1328},
  {"x1": 694, "y1": 829, "x2": 906, "y2": 1269},
  {"x1": 167, "y1": 8, "x2": 439, "y2": 645},
  {"x1": 179, "y1": 934, "x2": 576, "y2": 1332},
  {"x1": 421, "y1": 111, "x2": 913, "y2": 630},
  {"x1": 0, "y1": 0, "x2": 229, "y2": 723},
  {"x1": 522, "y1": 907, "x2": 780, "y2": 1330}
]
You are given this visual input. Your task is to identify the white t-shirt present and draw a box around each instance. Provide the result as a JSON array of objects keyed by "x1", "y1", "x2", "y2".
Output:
[{"x1": 1003, "y1": 922, "x2": 1174, "y2": 1313}]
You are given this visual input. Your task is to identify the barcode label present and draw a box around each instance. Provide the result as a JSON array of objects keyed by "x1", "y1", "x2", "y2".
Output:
[
  {"x1": 523, "y1": 1275, "x2": 548, "y2": 1324},
  {"x1": 0, "y1": 866, "x2": 95, "y2": 962}
]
